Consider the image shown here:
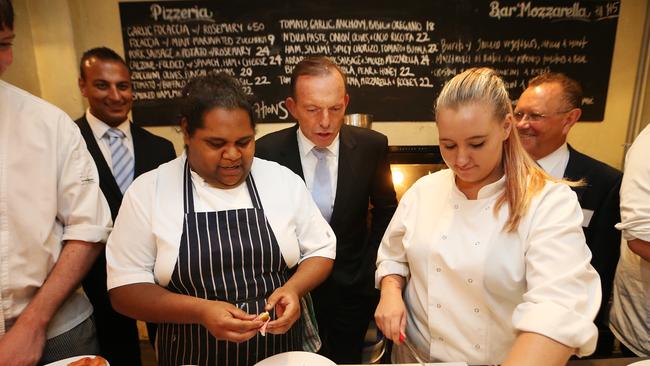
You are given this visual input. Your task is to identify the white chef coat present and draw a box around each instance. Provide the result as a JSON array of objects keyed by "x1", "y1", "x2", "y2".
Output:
[
  {"x1": 85, "y1": 109, "x2": 134, "y2": 172},
  {"x1": 297, "y1": 128, "x2": 339, "y2": 209},
  {"x1": 376, "y1": 169, "x2": 601, "y2": 365},
  {"x1": 106, "y1": 154, "x2": 336, "y2": 290},
  {"x1": 0, "y1": 80, "x2": 112, "y2": 338},
  {"x1": 610, "y1": 124, "x2": 650, "y2": 356}
]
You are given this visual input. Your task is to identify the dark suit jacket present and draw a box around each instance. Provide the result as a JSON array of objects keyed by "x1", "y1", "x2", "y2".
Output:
[
  {"x1": 256, "y1": 124, "x2": 397, "y2": 296},
  {"x1": 75, "y1": 116, "x2": 176, "y2": 362},
  {"x1": 75, "y1": 116, "x2": 177, "y2": 219},
  {"x1": 564, "y1": 145, "x2": 622, "y2": 327}
]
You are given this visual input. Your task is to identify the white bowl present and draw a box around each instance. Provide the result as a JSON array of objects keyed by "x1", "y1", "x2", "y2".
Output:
[{"x1": 254, "y1": 351, "x2": 336, "y2": 366}]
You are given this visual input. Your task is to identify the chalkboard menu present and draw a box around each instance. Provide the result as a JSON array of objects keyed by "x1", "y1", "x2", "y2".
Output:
[{"x1": 119, "y1": 0, "x2": 620, "y2": 125}]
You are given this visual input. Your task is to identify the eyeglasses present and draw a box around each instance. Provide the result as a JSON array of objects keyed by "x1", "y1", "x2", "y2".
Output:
[{"x1": 513, "y1": 109, "x2": 573, "y2": 123}]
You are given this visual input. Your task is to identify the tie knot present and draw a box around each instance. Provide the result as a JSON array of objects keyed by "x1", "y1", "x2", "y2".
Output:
[
  {"x1": 105, "y1": 128, "x2": 125, "y2": 140},
  {"x1": 312, "y1": 147, "x2": 328, "y2": 160}
]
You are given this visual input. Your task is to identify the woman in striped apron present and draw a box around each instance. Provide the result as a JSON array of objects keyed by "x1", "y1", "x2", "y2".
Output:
[{"x1": 105, "y1": 74, "x2": 336, "y2": 365}]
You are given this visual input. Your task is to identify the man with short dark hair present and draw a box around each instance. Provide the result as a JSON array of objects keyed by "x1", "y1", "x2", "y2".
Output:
[
  {"x1": 76, "y1": 46, "x2": 176, "y2": 365},
  {"x1": 256, "y1": 56, "x2": 398, "y2": 364},
  {"x1": 515, "y1": 72, "x2": 622, "y2": 356},
  {"x1": 0, "y1": 2, "x2": 112, "y2": 365}
]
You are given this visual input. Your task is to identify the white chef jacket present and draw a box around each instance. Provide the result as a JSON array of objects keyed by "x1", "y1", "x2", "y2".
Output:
[
  {"x1": 610, "y1": 124, "x2": 650, "y2": 356},
  {"x1": 376, "y1": 169, "x2": 601, "y2": 365},
  {"x1": 106, "y1": 154, "x2": 336, "y2": 290},
  {"x1": 0, "y1": 80, "x2": 112, "y2": 338}
]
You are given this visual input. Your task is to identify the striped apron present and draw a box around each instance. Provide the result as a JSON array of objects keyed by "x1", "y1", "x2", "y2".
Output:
[{"x1": 157, "y1": 161, "x2": 301, "y2": 366}]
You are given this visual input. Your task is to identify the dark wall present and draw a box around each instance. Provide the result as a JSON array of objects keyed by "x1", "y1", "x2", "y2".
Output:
[{"x1": 119, "y1": 0, "x2": 620, "y2": 125}]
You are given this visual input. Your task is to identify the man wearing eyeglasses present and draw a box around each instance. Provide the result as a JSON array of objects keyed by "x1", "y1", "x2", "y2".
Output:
[{"x1": 515, "y1": 72, "x2": 622, "y2": 357}]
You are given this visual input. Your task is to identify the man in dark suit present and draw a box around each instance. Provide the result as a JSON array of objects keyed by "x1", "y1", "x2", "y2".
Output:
[
  {"x1": 256, "y1": 56, "x2": 397, "y2": 364},
  {"x1": 515, "y1": 72, "x2": 622, "y2": 357},
  {"x1": 75, "y1": 47, "x2": 176, "y2": 365}
]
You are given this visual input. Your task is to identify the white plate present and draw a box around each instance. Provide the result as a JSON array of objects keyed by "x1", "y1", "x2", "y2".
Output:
[
  {"x1": 628, "y1": 361, "x2": 650, "y2": 366},
  {"x1": 254, "y1": 351, "x2": 336, "y2": 366},
  {"x1": 390, "y1": 363, "x2": 467, "y2": 366},
  {"x1": 43, "y1": 355, "x2": 109, "y2": 366}
]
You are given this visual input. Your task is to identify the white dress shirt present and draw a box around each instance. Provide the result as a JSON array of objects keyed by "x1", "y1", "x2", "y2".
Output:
[
  {"x1": 296, "y1": 128, "x2": 339, "y2": 208},
  {"x1": 0, "y1": 80, "x2": 112, "y2": 338},
  {"x1": 536, "y1": 143, "x2": 570, "y2": 179},
  {"x1": 536, "y1": 144, "x2": 593, "y2": 227},
  {"x1": 106, "y1": 154, "x2": 336, "y2": 290},
  {"x1": 376, "y1": 169, "x2": 601, "y2": 365},
  {"x1": 610, "y1": 124, "x2": 650, "y2": 355},
  {"x1": 85, "y1": 109, "x2": 134, "y2": 172}
]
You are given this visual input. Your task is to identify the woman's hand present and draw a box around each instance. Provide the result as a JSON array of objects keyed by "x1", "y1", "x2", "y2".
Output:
[
  {"x1": 199, "y1": 300, "x2": 263, "y2": 342},
  {"x1": 264, "y1": 285, "x2": 301, "y2": 334},
  {"x1": 375, "y1": 274, "x2": 407, "y2": 344},
  {"x1": 260, "y1": 257, "x2": 333, "y2": 334}
]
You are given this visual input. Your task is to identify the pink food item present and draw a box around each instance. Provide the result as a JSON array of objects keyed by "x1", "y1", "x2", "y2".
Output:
[{"x1": 255, "y1": 311, "x2": 271, "y2": 336}]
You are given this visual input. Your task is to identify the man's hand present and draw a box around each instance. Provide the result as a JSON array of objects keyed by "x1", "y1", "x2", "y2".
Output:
[
  {"x1": 199, "y1": 300, "x2": 263, "y2": 342},
  {"x1": 264, "y1": 285, "x2": 301, "y2": 334},
  {"x1": 0, "y1": 315, "x2": 47, "y2": 366},
  {"x1": 0, "y1": 240, "x2": 102, "y2": 366}
]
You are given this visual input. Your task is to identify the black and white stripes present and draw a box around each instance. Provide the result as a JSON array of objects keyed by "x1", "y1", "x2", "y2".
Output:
[{"x1": 159, "y1": 161, "x2": 300, "y2": 365}]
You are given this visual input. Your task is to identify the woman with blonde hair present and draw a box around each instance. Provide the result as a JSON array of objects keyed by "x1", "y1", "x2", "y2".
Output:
[{"x1": 374, "y1": 68, "x2": 601, "y2": 365}]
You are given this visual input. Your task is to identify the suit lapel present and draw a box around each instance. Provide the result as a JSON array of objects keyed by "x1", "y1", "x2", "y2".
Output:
[
  {"x1": 564, "y1": 145, "x2": 588, "y2": 201},
  {"x1": 131, "y1": 124, "x2": 148, "y2": 177},
  {"x1": 77, "y1": 117, "x2": 123, "y2": 200},
  {"x1": 282, "y1": 124, "x2": 305, "y2": 179},
  {"x1": 331, "y1": 125, "x2": 356, "y2": 223},
  {"x1": 564, "y1": 145, "x2": 589, "y2": 179}
]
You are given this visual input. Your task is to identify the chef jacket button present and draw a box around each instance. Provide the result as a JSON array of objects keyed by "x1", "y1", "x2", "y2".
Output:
[
  {"x1": 474, "y1": 307, "x2": 480, "y2": 313},
  {"x1": 442, "y1": 235, "x2": 447, "y2": 240},
  {"x1": 474, "y1": 241, "x2": 480, "y2": 246},
  {"x1": 474, "y1": 344, "x2": 480, "y2": 349},
  {"x1": 467, "y1": 278, "x2": 474, "y2": 284},
  {"x1": 436, "y1": 267, "x2": 442, "y2": 272},
  {"x1": 436, "y1": 303, "x2": 442, "y2": 308}
]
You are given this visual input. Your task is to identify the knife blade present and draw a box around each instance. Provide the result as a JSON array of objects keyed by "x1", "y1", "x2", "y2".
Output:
[{"x1": 400, "y1": 331, "x2": 426, "y2": 366}]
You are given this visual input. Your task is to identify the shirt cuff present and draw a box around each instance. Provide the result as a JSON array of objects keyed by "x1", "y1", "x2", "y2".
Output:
[
  {"x1": 107, "y1": 272, "x2": 156, "y2": 291},
  {"x1": 619, "y1": 228, "x2": 650, "y2": 243},
  {"x1": 375, "y1": 261, "x2": 410, "y2": 289},
  {"x1": 62, "y1": 224, "x2": 111, "y2": 244},
  {"x1": 299, "y1": 247, "x2": 337, "y2": 264},
  {"x1": 512, "y1": 301, "x2": 598, "y2": 357}
]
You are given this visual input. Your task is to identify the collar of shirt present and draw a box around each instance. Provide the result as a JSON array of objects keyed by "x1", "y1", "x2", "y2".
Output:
[
  {"x1": 295, "y1": 127, "x2": 339, "y2": 198},
  {"x1": 185, "y1": 153, "x2": 254, "y2": 211},
  {"x1": 296, "y1": 127, "x2": 340, "y2": 158},
  {"x1": 536, "y1": 143, "x2": 569, "y2": 179},
  {"x1": 85, "y1": 109, "x2": 132, "y2": 141},
  {"x1": 86, "y1": 109, "x2": 135, "y2": 168},
  {"x1": 451, "y1": 173, "x2": 506, "y2": 200}
]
